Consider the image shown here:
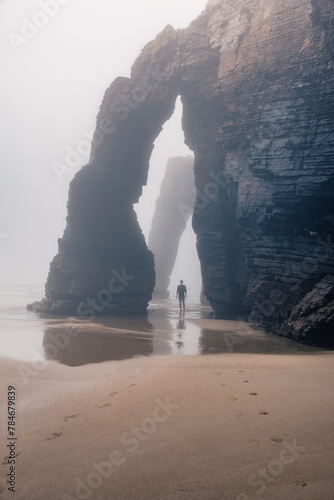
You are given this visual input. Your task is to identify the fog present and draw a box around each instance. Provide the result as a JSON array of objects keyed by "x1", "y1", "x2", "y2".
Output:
[{"x1": 0, "y1": 0, "x2": 206, "y2": 295}]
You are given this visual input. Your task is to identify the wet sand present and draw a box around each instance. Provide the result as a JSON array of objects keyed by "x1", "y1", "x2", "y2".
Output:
[{"x1": 0, "y1": 319, "x2": 334, "y2": 499}]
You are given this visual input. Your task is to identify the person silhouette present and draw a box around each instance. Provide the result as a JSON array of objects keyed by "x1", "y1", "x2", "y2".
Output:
[{"x1": 176, "y1": 280, "x2": 187, "y2": 314}]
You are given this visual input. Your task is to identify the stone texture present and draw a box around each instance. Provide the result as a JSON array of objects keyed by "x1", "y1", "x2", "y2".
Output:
[
  {"x1": 35, "y1": 0, "x2": 334, "y2": 346},
  {"x1": 278, "y1": 275, "x2": 334, "y2": 347},
  {"x1": 148, "y1": 156, "x2": 195, "y2": 299}
]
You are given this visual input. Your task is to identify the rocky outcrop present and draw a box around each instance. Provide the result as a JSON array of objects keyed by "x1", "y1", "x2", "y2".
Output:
[
  {"x1": 278, "y1": 275, "x2": 334, "y2": 347},
  {"x1": 148, "y1": 156, "x2": 195, "y2": 299},
  {"x1": 35, "y1": 0, "x2": 334, "y2": 346}
]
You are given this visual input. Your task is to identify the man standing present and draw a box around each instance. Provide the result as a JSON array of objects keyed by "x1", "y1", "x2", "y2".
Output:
[{"x1": 176, "y1": 280, "x2": 187, "y2": 314}]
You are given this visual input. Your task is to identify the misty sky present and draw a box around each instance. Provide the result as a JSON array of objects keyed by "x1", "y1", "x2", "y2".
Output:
[{"x1": 0, "y1": 0, "x2": 207, "y2": 294}]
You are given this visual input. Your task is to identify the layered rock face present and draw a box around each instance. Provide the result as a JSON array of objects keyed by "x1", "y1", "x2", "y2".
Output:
[
  {"x1": 38, "y1": 0, "x2": 333, "y2": 345},
  {"x1": 148, "y1": 156, "x2": 195, "y2": 299}
]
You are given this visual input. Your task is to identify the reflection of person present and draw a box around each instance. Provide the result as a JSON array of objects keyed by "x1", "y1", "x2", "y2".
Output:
[
  {"x1": 177, "y1": 318, "x2": 186, "y2": 330},
  {"x1": 176, "y1": 280, "x2": 187, "y2": 314}
]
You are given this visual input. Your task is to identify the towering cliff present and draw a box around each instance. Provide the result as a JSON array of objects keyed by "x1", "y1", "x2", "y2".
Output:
[
  {"x1": 36, "y1": 0, "x2": 334, "y2": 346},
  {"x1": 148, "y1": 156, "x2": 195, "y2": 299}
]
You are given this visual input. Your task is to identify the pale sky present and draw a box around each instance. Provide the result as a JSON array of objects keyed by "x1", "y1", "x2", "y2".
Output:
[{"x1": 0, "y1": 0, "x2": 207, "y2": 293}]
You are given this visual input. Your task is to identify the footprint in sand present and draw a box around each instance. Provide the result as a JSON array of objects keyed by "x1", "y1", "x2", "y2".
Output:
[
  {"x1": 98, "y1": 403, "x2": 112, "y2": 408},
  {"x1": 214, "y1": 373, "x2": 221, "y2": 376},
  {"x1": 238, "y1": 370, "x2": 244, "y2": 373},
  {"x1": 249, "y1": 393, "x2": 258, "y2": 396},
  {"x1": 271, "y1": 436, "x2": 284, "y2": 443},
  {"x1": 236, "y1": 494, "x2": 249, "y2": 500},
  {"x1": 2, "y1": 453, "x2": 21, "y2": 466},
  {"x1": 295, "y1": 480, "x2": 308, "y2": 487},
  {"x1": 229, "y1": 397, "x2": 238, "y2": 401},
  {"x1": 63, "y1": 414, "x2": 77, "y2": 422},
  {"x1": 129, "y1": 384, "x2": 137, "y2": 388},
  {"x1": 259, "y1": 411, "x2": 269, "y2": 415},
  {"x1": 110, "y1": 392, "x2": 119, "y2": 397},
  {"x1": 235, "y1": 413, "x2": 244, "y2": 418},
  {"x1": 249, "y1": 439, "x2": 263, "y2": 448},
  {"x1": 221, "y1": 383, "x2": 227, "y2": 387},
  {"x1": 45, "y1": 432, "x2": 63, "y2": 441},
  {"x1": 243, "y1": 380, "x2": 250, "y2": 383}
]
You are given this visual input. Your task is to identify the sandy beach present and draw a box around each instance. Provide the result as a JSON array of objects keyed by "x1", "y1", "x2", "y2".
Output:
[{"x1": 0, "y1": 319, "x2": 334, "y2": 500}]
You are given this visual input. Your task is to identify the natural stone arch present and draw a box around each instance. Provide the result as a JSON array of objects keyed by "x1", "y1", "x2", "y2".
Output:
[
  {"x1": 37, "y1": 19, "x2": 222, "y2": 317},
  {"x1": 33, "y1": 1, "x2": 334, "y2": 347},
  {"x1": 148, "y1": 156, "x2": 195, "y2": 299},
  {"x1": 39, "y1": 26, "x2": 186, "y2": 315}
]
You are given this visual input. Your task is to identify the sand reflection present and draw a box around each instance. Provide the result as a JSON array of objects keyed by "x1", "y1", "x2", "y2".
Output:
[
  {"x1": 43, "y1": 318, "x2": 154, "y2": 366},
  {"x1": 42, "y1": 313, "x2": 321, "y2": 367}
]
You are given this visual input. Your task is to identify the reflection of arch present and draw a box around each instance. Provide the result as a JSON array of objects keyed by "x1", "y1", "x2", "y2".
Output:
[
  {"x1": 43, "y1": 320, "x2": 153, "y2": 366},
  {"x1": 148, "y1": 156, "x2": 195, "y2": 299}
]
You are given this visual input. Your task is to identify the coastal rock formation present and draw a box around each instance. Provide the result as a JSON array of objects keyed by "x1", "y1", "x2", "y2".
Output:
[
  {"x1": 36, "y1": 0, "x2": 334, "y2": 346},
  {"x1": 278, "y1": 275, "x2": 334, "y2": 347},
  {"x1": 148, "y1": 156, "x2": 195, "y2": 299}
]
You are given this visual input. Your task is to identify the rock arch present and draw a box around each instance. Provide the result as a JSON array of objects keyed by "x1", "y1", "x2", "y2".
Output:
[
  {"x1": 40, "y1": 25, "x2": 187, "y2": 315},
  {"x1": 148, "y1": 156, "x2": 195, "y2": 299},
  {"x1": 35, "y1": 0, "x2": 334, "y2": 346}
]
